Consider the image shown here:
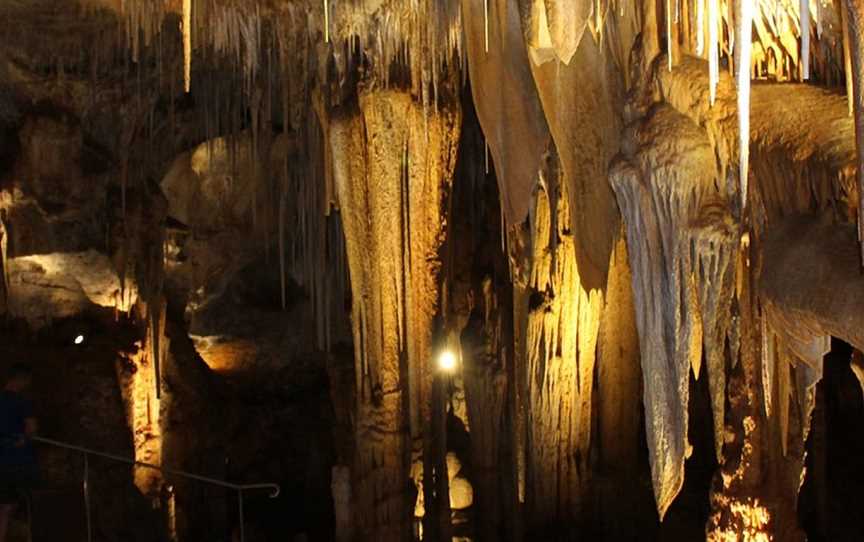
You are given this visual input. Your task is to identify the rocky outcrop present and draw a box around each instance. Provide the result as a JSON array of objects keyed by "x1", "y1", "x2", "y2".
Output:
[{"x1": 760, "y1": 215, "x2": 864, "y2": 355}]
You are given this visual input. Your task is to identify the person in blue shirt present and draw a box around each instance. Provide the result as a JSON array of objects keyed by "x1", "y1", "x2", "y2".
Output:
[{"x1": 0, "y1": 364, "x2": 37, "y2": 542}]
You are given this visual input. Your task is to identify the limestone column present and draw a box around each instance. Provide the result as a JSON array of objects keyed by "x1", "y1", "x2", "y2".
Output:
[{"x1": 321, "y1": 89, "x2": 461, "y2": 541}]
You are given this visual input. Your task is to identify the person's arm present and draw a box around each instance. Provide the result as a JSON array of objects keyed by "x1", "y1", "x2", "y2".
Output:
[
  {"x1": 24, "y1": 417, "x2": 37, "y2": 438},
  {"x1": 18, "y1": 397, "x2": 37, "y2": 444}
]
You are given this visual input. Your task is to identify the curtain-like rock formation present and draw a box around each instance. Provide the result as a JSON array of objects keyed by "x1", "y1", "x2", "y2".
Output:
[
  {"x1": 461, "y1": 0, "x2": 550, "y2": 228},
  {"x1": 611, "y1": 101, "x2": 737, "y2": 517}
]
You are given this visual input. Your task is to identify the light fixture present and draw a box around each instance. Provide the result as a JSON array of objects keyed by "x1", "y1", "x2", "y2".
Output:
[
  {"x1": 437, "y1": 350, "x2": 456, "y2": 373},
  {"x1": 74, "y1": 335, "x2": 84, "y2": 345}
]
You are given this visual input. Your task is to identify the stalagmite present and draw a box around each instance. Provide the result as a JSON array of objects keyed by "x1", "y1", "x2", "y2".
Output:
[
  {"x1": 279, "y1": 166, "x2": 287, "y2": 310},
  {"x1": 522, "y1": 178, "x2": 602, "y2": 528},
  {"x1": 851, "y1": 352, "x2": 864, "y2": 403},
  {"x1": 320, "y1": 88, "x2": 461, "y2": 541},
  {"x1": 596, "y1": 232, "x2": 643, "y2": 539},
  {"x1": 183, "y1": 0, "x2": 191, "y2": 93}
]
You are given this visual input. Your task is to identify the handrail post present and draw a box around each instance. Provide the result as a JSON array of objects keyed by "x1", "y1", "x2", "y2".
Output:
[
  {"x1": 237, "y1": 488, "x2": 245, "y2": 542},
  {"x1": 25, "y1": 492, "x2": 32, "y2": 542},
  {"x1": 83, "y1": 453, "x2": 93, "y2": 542}
]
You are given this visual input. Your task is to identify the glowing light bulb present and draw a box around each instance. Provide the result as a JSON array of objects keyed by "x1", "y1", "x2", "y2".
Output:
[
  {"x1": 437, "y1": 350, "x2": 456, "y2": 372},
  {"x1": 74, "y1": 335, "x2": 84, "y2": 345}
]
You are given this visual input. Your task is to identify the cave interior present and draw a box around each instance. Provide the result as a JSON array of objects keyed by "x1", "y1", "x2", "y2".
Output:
[{"x1": 1, "y1": 0, "x2": 864, "y2": 541}]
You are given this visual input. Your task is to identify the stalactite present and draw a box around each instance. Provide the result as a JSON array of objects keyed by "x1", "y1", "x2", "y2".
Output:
[
  {"x1": 668, "y1": 0, "x2": 674, "y2": 71},
  {"x1": 761, "y1": 310, "x2": 774, "y2": 418},
  {"x1": 843, "y1": 0, "x2": 864, "y2": 263},
  {"x1": 736, "y1": 0, "x2": 753, "y2": 209},
  {"x1": 776, "y1": 342, "x2": 792, "y2": 457},
  {"x1": 800, "y1": 0, "x2": 810, "y2": 80},
  {"x1": 843, "y1": 2, "x2": 854, "y2": 116},
  {"x1": 610, "y1": 101, "x2": 737, "y2": 517},
  {"x1": 484, "y1": 0, "x2": 489, "y2": 52},
  {"x1": 462, "y1": 0, "x2": 550, "y2": 229},
  {"x1": 761, "y1": 302, "x2": 826, "y2": 457},
  {"x1": 183, "y1": 0, "x2": 192, "y2": 92},
  {"x1": 709, "y1": 0, "x2": 720, "y2": 104}
]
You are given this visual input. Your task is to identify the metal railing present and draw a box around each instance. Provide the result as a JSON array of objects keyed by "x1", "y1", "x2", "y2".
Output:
[{"x1": 31, "y1": 436, "x2": 280, "y2": 542}]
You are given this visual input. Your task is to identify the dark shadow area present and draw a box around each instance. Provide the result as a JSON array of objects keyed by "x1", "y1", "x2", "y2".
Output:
[
  {"x1": 0, "y1": 311, "x2": 166, "y2": 542},
  {"x1": 799, "y1": 338, "x2": 864, "y2": 542},
  {"x1": 656, "y1": 365, "x2": 718, "y2": 541}
]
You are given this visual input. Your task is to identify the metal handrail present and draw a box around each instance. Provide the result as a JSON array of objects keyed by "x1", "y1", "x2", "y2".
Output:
[{"x1": 31, "y1": 435, "x2": 281, "y2": 542}]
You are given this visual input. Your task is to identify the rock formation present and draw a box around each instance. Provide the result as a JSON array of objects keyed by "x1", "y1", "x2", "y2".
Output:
[{"x1": 1, "y1": 1, "x2": 863, "y2": 541}]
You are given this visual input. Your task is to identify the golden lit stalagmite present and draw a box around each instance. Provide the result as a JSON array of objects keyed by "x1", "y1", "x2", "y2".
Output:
[
  {"x1": 595, "y1": 231, "x2": 643, "y2": 540},
  {"x1": 0, "y1": 210, "x2": 8, "y2": 314},
  {"x1": 319, "y1": 89, "x2": 461, "y2": 540},
  {"x1": 522, "y1": 175, "x2": 603, "y2": 527},
  {"x1": 516, "y1": 8, "x2": 630, "y2": 524},
  {"x1": 117, "y1": 301, "x2": 166, "y2": 497}
]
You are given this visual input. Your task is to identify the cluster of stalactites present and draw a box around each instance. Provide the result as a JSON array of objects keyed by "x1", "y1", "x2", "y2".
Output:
[
  {"x1": 760, "y1": 302, "x2": 825, "y2": 459},
  {"x1": 320, "y1": 0, "x2": 465, "y2": 110},
  {"x1": 663, "y1": 1, "x2": 846, "y2": 211},
  {"x1": 117, "y1": 0, "x2": 465, "y2": 109},
  {"x1": 524, "y1": 0, "x2": 624, "y2": 66},
  {"x1": 108, "y1": 1, "x2": 350, "y2": 352},
  {"x1": 120, "y1": 0, "x2": 167, "y2": 63},
  {"x1": 675, "y1": 1, "x2": 841, "y2": 88}
]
